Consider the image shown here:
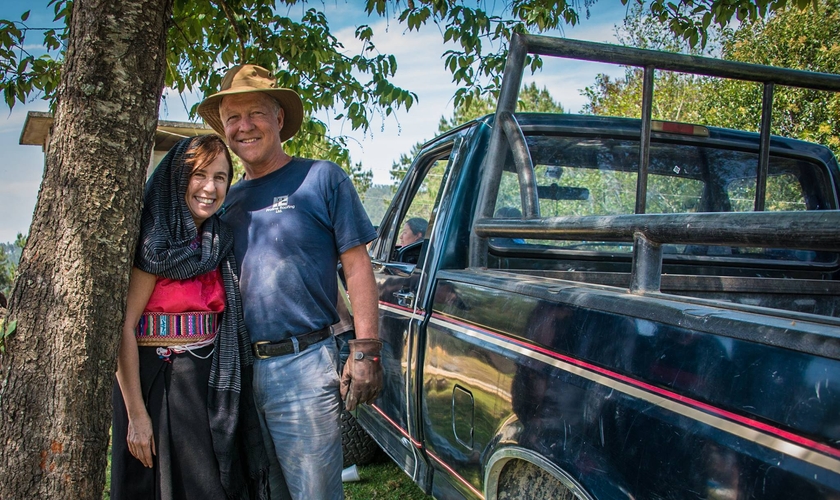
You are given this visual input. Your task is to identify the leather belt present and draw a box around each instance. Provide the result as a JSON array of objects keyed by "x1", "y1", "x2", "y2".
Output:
[{"x1": 252, "y1": 327, "x2": 332, "y2": 359}]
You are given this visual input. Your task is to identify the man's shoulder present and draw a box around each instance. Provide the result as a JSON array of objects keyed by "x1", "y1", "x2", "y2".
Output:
[
  {"x1": 294, "y1": 156, "x2": 344, "y2": 173},
  {"x1": 226, "y1": 178, "x2": 248, "y2": 198},
  {"x1": 293, "y1": 157, "x2": 351, "y2": 187}
]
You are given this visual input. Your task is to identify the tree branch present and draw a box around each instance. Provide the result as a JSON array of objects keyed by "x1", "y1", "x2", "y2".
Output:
[{"x1": 214, "y1": 0, "x2": 247, "y2": 63}]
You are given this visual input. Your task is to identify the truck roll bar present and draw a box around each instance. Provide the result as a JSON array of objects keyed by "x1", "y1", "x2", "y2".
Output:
[
  {"x1": 498, "y1": 111, "x2": 539, "y2": 218},
  {"x1": 474, "y1": 210, "x2": 840, "y2": 293},
  {"x1": 469, "y1": 32, "x2": 840, "y2": 282}
]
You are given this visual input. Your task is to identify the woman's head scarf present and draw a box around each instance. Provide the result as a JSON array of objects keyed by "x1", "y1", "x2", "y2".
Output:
[{"x1": 135, "y1": 136, "x2": 268, "y2": 499}]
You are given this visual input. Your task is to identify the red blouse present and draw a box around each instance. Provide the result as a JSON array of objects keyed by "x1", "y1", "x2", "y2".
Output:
[{"x1": 144, "y1": 269, "x2": 226, "y2": 314}]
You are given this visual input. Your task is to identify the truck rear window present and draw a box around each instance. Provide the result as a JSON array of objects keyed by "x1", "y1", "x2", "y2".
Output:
[{"x1": 493, "y1": 135, "x2": 836, "y2": 262}]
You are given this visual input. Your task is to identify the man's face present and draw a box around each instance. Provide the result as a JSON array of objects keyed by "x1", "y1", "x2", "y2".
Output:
[{"x1": 219, "y1": 93, "x2": 285, "y2": 171}]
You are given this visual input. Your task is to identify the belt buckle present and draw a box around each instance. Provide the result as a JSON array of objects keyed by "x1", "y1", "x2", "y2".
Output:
[{"x1": 253, "y1": 340, "x2": 271, "y2": 360}]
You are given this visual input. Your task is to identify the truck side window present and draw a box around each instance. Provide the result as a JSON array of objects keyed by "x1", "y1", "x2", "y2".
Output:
[
  {"x1": 392, "y1": 155, "x2": 450, "y2": 264},
  {"x1": 492, "y1": 134, "x2": 834, "y2": 262}
]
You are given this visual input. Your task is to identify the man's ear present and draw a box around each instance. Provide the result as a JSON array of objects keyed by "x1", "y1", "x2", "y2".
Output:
[{"x1": 277, "y1": 107, "x2": 285, "y2": 136}]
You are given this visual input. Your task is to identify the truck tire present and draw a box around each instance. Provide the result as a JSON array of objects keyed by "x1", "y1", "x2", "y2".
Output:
[
  {"x1": 340, "y1": 407, "x2": 381, "y2": 468},
  {"x1": 496, "y1": 460, "x2": 576, "y2": 500}
]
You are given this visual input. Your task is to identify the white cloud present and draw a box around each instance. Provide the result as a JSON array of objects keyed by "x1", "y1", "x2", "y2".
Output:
[
  {"x1": 326, "y1": 9, "x2": 628, "y2": 184},
  {"x1": 320, "y1": 18, "x2": 464, "y2": 183}
]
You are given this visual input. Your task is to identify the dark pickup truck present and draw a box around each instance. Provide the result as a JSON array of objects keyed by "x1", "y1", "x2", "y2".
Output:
[{"x1": 351, "y1": 34, "x2": 840, "y2": 499}]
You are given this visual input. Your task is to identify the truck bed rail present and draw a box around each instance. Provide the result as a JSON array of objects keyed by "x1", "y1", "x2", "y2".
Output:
[
  {"x1": 475, "y1": 211, "x2": 840, "y2": 251},
  {"x1": 471, "y1": 33, "x2": 840, "y2": 291},
  {"x1": 476, "y1": 211, "x2": 840, "y2": 292}
]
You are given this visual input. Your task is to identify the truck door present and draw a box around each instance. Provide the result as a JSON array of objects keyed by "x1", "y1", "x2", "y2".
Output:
[{"x1": 364, "y1": 140, "x2": 458, "y2": 483}]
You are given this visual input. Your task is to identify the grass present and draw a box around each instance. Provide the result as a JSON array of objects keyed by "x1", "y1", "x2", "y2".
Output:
[
  {"x1": 345, "y1": 456, "x2": 433, "y2": 500},
  {"x1": 104, "y1": 437, "x2": 431, "y2": 499}
]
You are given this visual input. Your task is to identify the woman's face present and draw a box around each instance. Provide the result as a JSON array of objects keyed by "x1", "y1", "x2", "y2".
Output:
[
  {"x1": 185, "y1": 153, "x2": 230, "y2": 228},
  {"x1": 398, "y1": 223, "x2": 421, "y2": 246}
]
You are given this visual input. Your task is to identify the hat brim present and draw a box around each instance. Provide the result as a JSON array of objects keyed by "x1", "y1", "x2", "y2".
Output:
[{"x1": 197, "y1": 87, "x2": 303, "y2": 142}]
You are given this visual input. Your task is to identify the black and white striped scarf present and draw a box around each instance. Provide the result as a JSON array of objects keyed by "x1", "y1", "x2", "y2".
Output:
[{"x1": 135, "y1": 137, "x2": 268, "y2": 499}]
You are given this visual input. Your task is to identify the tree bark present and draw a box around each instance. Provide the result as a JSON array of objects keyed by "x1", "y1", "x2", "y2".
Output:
[{"x1": 0, "y1": 0, "x2": 172, "y2": 497}]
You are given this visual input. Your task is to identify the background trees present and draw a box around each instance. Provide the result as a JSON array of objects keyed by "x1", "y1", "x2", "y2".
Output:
[
  {"x1": 705, "y1": 0, "x2": 840, "y2": 159},
  {"x1": 0, "y1": 234, "x2": 25, "y2": 298},
  {"x1": 582, "y1": 0, "x2": 840, "y2": 162},
  {"x1": 581, "y1": 1, "x2": 721, "y2": 122},
  {"x1": 390, "y1": 82, "x2": 565, "y2": 185}
]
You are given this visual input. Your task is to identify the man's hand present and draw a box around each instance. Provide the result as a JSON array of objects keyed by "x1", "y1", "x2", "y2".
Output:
[{"x1": 340, "y1": 339, "x2": 383, "y2": 411}]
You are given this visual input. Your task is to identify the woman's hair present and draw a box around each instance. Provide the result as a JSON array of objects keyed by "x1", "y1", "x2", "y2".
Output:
[
  {"x1": 185, "y1": 134, "x2": 233, "y2": 190},
  {"x1": 405, "y1": 217, "x2": 428, "y2": 237}
]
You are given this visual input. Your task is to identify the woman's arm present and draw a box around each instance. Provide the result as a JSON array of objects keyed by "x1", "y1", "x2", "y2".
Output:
[{"x1": 115, "y1": 267, "x2": 157, "y2": 468}]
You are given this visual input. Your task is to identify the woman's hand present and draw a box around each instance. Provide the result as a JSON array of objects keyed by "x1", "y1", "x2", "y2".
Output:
[
  {"x1": 116, "y1": 268, "x2": 158, "y2": 469},
  {"x1": 126, "y1": 411, "x2": 156, "y2": 468}
]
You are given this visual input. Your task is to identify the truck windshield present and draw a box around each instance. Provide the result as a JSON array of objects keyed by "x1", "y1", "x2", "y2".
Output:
[{"x1": 493, "y1": 134, "x2": 837, "y2": 262}]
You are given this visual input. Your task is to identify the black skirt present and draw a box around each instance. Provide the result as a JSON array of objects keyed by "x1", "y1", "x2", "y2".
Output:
[{"x1": 111, "y1": 345, "x2": 228, "y2": 500}]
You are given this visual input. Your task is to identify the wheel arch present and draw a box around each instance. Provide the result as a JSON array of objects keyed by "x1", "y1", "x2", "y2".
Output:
[{"x1": 484, "y1": 447, "x2": 596, "y2": 500}]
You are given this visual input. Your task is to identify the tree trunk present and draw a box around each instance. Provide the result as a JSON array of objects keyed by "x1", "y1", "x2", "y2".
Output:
[{"x1": 0, "y1": 0, "x2": 172, "y2": 497}]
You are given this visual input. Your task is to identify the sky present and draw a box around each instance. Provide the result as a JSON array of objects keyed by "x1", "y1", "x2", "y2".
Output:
[{"x1": 0, "y1": 1, "x2": 631, "y2": 243}]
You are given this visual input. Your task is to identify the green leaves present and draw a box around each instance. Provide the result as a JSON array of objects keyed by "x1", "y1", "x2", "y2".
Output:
[
  {"x1": 168, "y1": 2, "x2": 417, "y2": 150},
  {"x1": 0, "y1": 0, "x2": 66, "y2": 109},
  {"x1": 399, "y1": 6, "x2": 431, "y2": 31},
  {"x1": 0, "y1": 0, "x2": 823, "y2": 173},
  {"x1": 585, "y1": 0, "x2": 840, "y2": 166},
  {"x1": 706, "y1": 0, "x2": 840, "y2": 159},
  {"x1": 642, "y1": 0, "x2": 815, "y2": 48},
  {"x1": 0, "y1": 319, "x2": 17, "y2": 354}
]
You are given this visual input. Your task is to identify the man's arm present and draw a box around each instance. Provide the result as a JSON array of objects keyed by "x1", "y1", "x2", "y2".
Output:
[
  {"x1": 338, "y1": 243, "x2": 382, "y2": 410},
  {"x1": 339, "y1": 244, "x2": 378, "y2": 340}
]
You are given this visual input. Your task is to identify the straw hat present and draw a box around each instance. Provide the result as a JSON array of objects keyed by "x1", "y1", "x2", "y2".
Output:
[{"x1": 197, "y1": 64, "x2": 303, "y2": 142}]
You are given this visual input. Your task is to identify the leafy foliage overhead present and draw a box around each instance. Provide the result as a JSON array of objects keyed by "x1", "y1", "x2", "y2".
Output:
[
  {"x1": 0, "y1": 0, "x2": 822, "y2": 186},
  {"x1": 0, "y1": 2, "x2": 66, "y2": 110},
  {"x1": 2, "y1": 0, "x2": 817, "y2": 114},
  {"x1": 641, "y1": 0, "x2": 815, "y2": 48}
]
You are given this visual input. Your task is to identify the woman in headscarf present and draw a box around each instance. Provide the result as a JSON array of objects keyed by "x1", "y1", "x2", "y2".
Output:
[{"x1": 111, "y1": 135, "x2": 268, "y2": 500}]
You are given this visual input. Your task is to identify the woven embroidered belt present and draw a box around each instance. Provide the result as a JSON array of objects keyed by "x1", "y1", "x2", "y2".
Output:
[
  {"x1": 136, "y1": 311, "x2": 219, "y2": 346},
  {"x1": 252, "y1": 327, "x2": 332, "y2": 359}
]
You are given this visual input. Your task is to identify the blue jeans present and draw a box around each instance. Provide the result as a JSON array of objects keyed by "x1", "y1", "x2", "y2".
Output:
[{"x1": 253, "y1": 337, "x2": 344, "y2": 500}]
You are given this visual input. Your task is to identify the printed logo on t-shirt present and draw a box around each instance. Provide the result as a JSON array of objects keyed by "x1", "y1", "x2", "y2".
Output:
[{"x1": 267, "y1": 195, "x2": 295, "y2": 213}]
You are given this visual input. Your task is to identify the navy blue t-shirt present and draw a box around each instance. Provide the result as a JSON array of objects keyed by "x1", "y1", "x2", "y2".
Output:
[{"x1": 220, "y1": 158, "x2": 376, "y2": 343}]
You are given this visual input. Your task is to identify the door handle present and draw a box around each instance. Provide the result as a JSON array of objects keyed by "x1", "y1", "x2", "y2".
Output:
[{"x1": 393, "y1": 290, "x2": 415, "y2": 308}]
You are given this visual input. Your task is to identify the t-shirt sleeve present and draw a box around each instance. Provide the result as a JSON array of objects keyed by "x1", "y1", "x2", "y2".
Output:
[{"x1": 329, "y1": 174, "x2": 377, "y2": 255}]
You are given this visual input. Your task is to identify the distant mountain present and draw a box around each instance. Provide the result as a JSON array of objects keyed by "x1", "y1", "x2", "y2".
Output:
[{"x1": 360, "y1": 184, "x2": 396, "y2": 228}]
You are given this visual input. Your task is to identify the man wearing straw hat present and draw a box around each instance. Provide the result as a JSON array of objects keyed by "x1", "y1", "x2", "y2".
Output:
[{"x1": 198, "y1": 64, "x2": 382, "y2": 500}]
